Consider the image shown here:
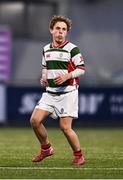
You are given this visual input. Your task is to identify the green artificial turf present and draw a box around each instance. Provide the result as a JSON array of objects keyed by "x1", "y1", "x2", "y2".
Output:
[{"x1": 0, "y1": 127, "x2": 123, "y2": 179}]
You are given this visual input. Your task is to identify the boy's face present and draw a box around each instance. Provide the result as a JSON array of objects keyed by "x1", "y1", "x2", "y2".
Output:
[{"x1": 50, "y1": 21, "x2": 68, "y2": 44}]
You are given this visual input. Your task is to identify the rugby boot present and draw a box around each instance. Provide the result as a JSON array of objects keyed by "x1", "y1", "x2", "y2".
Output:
[
  {"x1": 32, "y1": 147, "x2": 54, "y2": 162},
  {"x1": 73, "y1": 155, "x2": 85, "y2": 166}
]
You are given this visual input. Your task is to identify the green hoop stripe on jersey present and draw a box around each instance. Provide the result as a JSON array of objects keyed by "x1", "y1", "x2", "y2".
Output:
[
  {"x1": 46, "y1": 61, "x2": 68, "y2": 70},
  {"x1": 76, "y1": 64, "x2": 85, "y2": 68},
  {"x1": 46, "y1": 48, "x2": 68, "y2": 53},
  {"x1": 71, "y1": 47, "x2": 80, "y2": 58},
  {"x1": 48, "y1": 79, "x2": 69, "y2": 87}
]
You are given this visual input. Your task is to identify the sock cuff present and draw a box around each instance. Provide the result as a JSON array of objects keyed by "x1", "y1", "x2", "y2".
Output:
[
  {"x1": 73, "y1": 150, "x2": 82, "y2": 157},
  {"x1": 41, "y1": 143, "x2": 51, "y2": 149}
]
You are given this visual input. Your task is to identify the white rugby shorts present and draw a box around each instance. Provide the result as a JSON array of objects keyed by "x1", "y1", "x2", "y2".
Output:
[{"x1": 35, "y1": 89, "x2": 78, "y2": 119}]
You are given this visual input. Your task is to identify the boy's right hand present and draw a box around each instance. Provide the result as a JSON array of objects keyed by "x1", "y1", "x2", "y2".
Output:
[{"x1": 40, "y1": 78, "x2": 47, "y2": 87}]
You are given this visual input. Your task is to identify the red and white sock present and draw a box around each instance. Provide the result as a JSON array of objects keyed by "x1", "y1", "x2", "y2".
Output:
[
  {"x1": 73, "y1": 150, "x2": 82, "y2": 158},
  {"x1": 41, "y1": 143, "x2": 51, "y2": 150}
]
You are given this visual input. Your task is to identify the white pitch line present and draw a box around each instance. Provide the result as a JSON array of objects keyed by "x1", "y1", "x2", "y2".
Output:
[{"x1": 0, "y1": 167, "x2": 123, "y2": 170}]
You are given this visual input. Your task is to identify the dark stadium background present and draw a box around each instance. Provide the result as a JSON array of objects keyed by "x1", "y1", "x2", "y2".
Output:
[
  {"x1": 0, "y1": 0, "x2": 123, "y2": 127},
  {"x1": 0, "y1": 1, "x2": 123, "y2": 179}
]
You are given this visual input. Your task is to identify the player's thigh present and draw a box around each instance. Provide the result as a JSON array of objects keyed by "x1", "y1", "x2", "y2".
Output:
[{"x1": 30, "y1": 108, "x2": 50, "y2": 125}]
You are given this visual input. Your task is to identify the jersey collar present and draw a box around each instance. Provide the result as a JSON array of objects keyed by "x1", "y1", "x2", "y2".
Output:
[{"x1": 51, "y1": 40, "x2": 68, "y2": 48}]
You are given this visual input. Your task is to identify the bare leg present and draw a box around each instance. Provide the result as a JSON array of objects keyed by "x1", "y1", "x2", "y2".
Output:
[
  {"x1": 59, "y1": 117, "x2": 81, "y2": 151},
  {"x1": 30, "y1": 108, "x2": 51, "y2": 145}
]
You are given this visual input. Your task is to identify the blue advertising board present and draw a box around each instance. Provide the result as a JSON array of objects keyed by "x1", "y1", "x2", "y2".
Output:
[
  {"x1": 7, "y1": 87, "x2": 42, "y2": 126},
  {"x1": 7, "y1": 86, "x2": 123, "y2": 126}
]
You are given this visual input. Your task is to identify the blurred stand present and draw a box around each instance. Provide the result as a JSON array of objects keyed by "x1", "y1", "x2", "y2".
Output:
[
  {"x1": 0, "y1": 83, "x2": 6, "y2": 124},
  {"x1": 0, "y1": 26, "x2": 11, "y2": 125},
  {"x1": 0, "y1": 0, "x2": 123, "y2": 126}
]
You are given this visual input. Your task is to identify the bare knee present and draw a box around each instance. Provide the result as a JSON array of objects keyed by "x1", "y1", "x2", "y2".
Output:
[
  {"x1": 60, "y1": 124, "x2": 71, "y2": 135},
  {"x1": 30, "y1": 109, "x2": 48, "y2": 128},
  {"x1": 30, "y1": 116, "x2": 41, "y2": 128},
  {"x1": 59, "y1": 117, "x2": 73, "y2": 135}
]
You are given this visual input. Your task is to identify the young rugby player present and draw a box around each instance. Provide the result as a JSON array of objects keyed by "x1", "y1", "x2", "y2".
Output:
[{"x1": 30, "y1": 15, "x2": 86, "y2": 166}]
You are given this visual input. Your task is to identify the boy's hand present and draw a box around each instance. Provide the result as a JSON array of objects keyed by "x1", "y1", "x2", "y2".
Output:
[
  {"x1": 54, "y1": 73, "x2": 72, "y2": 85},
  {"x1": 40, "y1": 78, "x2": 47, "y2": 87}
]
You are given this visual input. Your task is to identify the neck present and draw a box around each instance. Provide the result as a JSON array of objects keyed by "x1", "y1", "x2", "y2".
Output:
[{"x1": 52, "y1": 39, "x2": 67, "y2": 48}]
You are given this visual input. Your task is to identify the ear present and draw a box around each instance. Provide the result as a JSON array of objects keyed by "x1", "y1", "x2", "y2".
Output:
[{"x1": 49, "y1": 28, "x2": 53, "y2": 35}]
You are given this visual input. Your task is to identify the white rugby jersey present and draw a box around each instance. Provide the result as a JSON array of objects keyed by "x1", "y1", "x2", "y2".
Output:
[{"x1": 41, "y1": 40, "x2": 85, "y2": 93}]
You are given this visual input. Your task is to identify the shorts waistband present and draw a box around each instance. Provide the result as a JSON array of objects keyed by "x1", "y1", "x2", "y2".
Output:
[{"x1": 46, "y1": 90, "x2": 69, "y2": 96}]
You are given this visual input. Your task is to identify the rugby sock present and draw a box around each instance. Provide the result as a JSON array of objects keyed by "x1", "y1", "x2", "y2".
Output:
[
  {"x1": 73, "y1": 150, "x2": 82, "y2": 158},
  {"x1": 41, "y1": 143, "x2": 51, "y2": 150}
]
